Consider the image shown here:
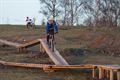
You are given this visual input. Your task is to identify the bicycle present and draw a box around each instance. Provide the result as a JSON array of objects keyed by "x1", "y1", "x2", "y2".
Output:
[
  {"x1": 48, "y1": 32, "x2": 57, "y2": 52},
  {"x1": 26, "y1": 22, "x2": 32, "y2": 29},
  {"x1": 26, "y1": 22, "x2": 35, "y2": 29}
]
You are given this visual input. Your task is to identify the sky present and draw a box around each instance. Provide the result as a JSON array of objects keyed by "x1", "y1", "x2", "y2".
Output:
[{"x1": 0, "y1": 0, "x2": 44, "y2": 25}]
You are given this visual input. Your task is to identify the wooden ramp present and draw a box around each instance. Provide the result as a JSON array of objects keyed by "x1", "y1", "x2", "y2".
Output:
[
  {"x1": 97, "y1": 65, "x2": 120, "y2": 71},
  {"x1": 95, "y1": 65, "x2": 120, "y2": 80},
  {"x1": 0, "y1": 38, "x2": 69, "y2": 65},
  {"x1": 39, "y1": 39, "x2": 69, "y2": 65},
  {"x1": 0, "y1": 60, "x2": 96, "y2": 69},
  {"x1": 0, "y1": 61, "x2": 50, "y2": 69},
  {"x1": 0, "y1": 60, "x2": 120, "y2": 80},
  {"x1": 0, "y1": 38, "x2": 120, "y2": 80},
  {"x1": 0, "y1": 39, "x2": 21, "y2": 48},
  {"x1": 19, "y1": 39, "x2": 40, "y2": 48},
  {"x1": 51, "y1": 64, "x2": 96, "y2": 69},
  {"x1": 0, "y1": 39, "x2": 40, "y2": 48}
]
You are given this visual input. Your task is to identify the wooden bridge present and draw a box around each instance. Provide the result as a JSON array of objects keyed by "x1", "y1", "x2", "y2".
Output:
[
  {"x1": 0, "y1": 39, "x2": 40, "y2": 51},
  {"x1": 0, "y1": 38, "x2": 120, "y2": 80},
  {"x1": 39, "y1": 39, "x2": 69, "y2": 65},
  {"x1": 0, "y1": 39, "x2": 21, "y2": 48}
]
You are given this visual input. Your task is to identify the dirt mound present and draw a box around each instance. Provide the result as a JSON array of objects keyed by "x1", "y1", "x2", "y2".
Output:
[
  {"x1": 87, "y1": 33, "x2": 120, "y2": 56},
  {"x1": 55, "y1": 36, "x2": 68, "y2": 44},
  {"x1": 79, "y1": 32, "x2": 94, "y2": 41},
  {"x1": 89, "y1": 34, "x2": 109, "y2": 48},
  {"x1": 77, "y1": 29, "x2": 120, "y2": 56},
  {"x1": 101, "y1": 35, "x2": 120, "y2": 56}
]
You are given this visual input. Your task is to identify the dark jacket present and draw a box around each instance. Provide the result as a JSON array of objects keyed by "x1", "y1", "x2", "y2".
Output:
[{"x1": 45, "y1": 21, "x2": 58, "y2": 33}]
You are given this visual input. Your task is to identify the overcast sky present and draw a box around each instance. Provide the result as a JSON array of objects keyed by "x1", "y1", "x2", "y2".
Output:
[{"x1": 0, "y1": 0, "x2": 44, "y2": 25}]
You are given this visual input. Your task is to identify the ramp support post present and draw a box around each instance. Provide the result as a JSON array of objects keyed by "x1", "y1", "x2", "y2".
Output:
[
  {"x1": 99, "y1": 68, "x2": 104, "y2": 79},
  {"x1": 117, "y1": 71, "x2": 120, "y2": 80},
  {"x1": 92, "y1": 68, "x2": 97, "y2": 78},
  {"x1": 110, "y1": 70, "x2": 114, "y2": 80}
]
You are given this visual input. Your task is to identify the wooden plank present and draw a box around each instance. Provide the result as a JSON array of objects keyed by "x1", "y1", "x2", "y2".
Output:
[
  {"x1": 0, "y1": 60, "x2": 95, "y2": 70},
  {"x1": 51, "y1": 65, "x2": 96, "y2": 69},
  {"x1": 117, "y1": 71, "x2": 120, "y2": 80},
  {"x1": 99, "y1": 68, "x2": 104, "y2": 79},
  {"x1": 110, "y1": 70, "x2": 114, "y2": 80},
  {"x1": 100, "y1": 65, "x2": 120, "y2": 71},
  {"x1": 0, "y1": 61, "x2": 50, "y2": 69},
  {"x1": 0, "y1": 39, "x2": 21, "y2": 48},
  {"x1": 40, "y1": 43, "x2": 42, "y2": 52},
  {"x1": 39, "y1": 39, "x2": 69, "y2": 65},
  {"x1": 92, "y1": 68, "x2": 96, "y2": 78},
  {"x1": 106, "y1": 70, "x2": 110, "y2": 78},
  {"x1": 0, "y1": 39, "x2": 40, "y2": 49},
  {"x1": 96, "y1": 65, "x2": 120, "y2": 72},
  {"x1": 19, "y1": 39, "x2": 40, "y2": 48}
]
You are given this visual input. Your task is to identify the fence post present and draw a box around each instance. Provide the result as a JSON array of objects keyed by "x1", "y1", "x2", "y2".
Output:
[
  {"x1": 117, "y1": 71, "x2": 120, "y2": 80},
  {"x1": 110, "y1": 70, "x2": 114, "y2": 80}
]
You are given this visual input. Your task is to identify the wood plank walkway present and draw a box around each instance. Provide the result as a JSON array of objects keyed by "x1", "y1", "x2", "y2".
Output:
[
  {"x1": 97, "y1": 65, "x2": 120, "y2": 71},
  {"x1": 0, "y1": 60, "x2": 96, "y2": 70},
  {"x1": 0, "y1": 39, "x2": 40, "y2": 48},
  {"x1": 0, "y1": 61, "x2": 50, "y2": 69},
  {"x1": 39, "y1": 39, "x2": 69, "y2": 65},
  {"x1": 0, "y1": 39, "x2": 21, "y2": 48},
  {"x1": 96, "y1": 65, "x2": 120, "y2": 80},
  {"x1": 19, "y1": 39, "x2": 40, "y2": 48},
  {"x1": 0, "y1": 38, "x2": 120, "y2": 80}
]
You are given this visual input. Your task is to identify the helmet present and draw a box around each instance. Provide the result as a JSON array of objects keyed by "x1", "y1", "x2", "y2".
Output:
[
  {"x1": 48, "y1": 16, "x2": 54, "y2": 21},
  {"x1": 27, "y1": 17, "x2": 29, "y2": 19}
]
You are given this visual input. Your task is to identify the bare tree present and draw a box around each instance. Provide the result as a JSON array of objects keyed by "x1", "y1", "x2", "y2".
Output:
[
  {"x1": 59, "y1": 0, "x2": 69, "y2": 25},
  {"x1": 59, "y1": 0, "x2": 85, "y2": 26},
  {"x1": 98, "y1": 0, "x2": 120, "y2": 27},
  {"x1": 39, "y1": 0, "x2": 60, "y2": 19},
  {"x1": 39, "y1": 0, "x2": 120, "y2": 27},
  {"x1": 82, "y1": 0, "x2": 102, "y2": 27},
  {"x1": 83, "y1": 0, "x2": 120, "y2": 27}
]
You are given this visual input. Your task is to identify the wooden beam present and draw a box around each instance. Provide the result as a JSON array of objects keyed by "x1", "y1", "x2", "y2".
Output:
[
  {"x1": 103, "y1": 69, "x2": 106, "y2": 78},
  {"x1": 106, "y1": 70, "x2": 110, "y2": 78},
  {"x1": 110, "y1": 70, "x2": 114, "y2": 80},
  {"x1": 40, "y1": 43, "x2": 42, "y2": 52},
  {"x1": 0, "y1": 39, "x2": 40, "y2": 49},
  {"x1": 0, "y1": 60, "x2": 96, "y2": 70},
  {"x1": 92, "y1": 68, "x2": 96, "y2": 78},
  {"x1": 19, "y1": 40, "x2": 40, "y2": 48},
  {"x1": 39, "y1": 39, "x2": 69, "y2": 65},
  {"x1": 99, "y1": 65, "x2": 120, "y2": 71},
  {"x1": 0, "y1": 39, "x2": 21, "y2": 48},
  {"x1": 51, "y1": 65, "x2": 96, "y2": 69},
  {"x1": 117, "y1": 71, "x2": 120, "y2": 80},
  {"x1": 0, "y1": 61, "x2": 50, "y2": 69},
  {"x1": 99, "y1": 68, "x2": 104, "y2": 79}
]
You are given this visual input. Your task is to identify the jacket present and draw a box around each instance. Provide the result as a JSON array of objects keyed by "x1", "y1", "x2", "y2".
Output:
[{"x1": 45, "y1": 21, "x2": 58, "y2": 33}]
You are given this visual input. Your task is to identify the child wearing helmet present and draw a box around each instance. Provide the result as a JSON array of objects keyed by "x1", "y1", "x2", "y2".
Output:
[{"x1": 45, "y1": 16, "x2": 58, "y2": 44}]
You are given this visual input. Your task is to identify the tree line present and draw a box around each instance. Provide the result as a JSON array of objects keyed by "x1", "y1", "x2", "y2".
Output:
[{"x1": 39, "y1": 0, "x2": 120, "y2": 27}]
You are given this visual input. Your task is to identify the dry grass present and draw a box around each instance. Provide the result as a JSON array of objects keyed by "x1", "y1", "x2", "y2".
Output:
[{"x1": 0, "y1": 25, "x2": 120, "y2": 80}]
